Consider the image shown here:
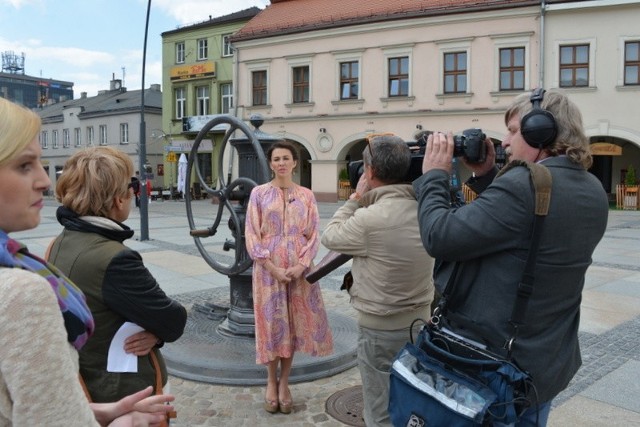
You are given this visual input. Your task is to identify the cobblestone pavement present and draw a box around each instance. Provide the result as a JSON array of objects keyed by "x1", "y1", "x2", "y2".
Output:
[{"x1": 16, "y1": 199, "x2": 640, "y2": 426}]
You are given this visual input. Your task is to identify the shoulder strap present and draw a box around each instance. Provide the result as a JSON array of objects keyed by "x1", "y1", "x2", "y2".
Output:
[
  {"x1": 44, "y1": 238, "x2": 56, "y2": 261},
  {"x1": 79, "y1": 374, "x2": 93, "y2": 402},
  {"x1": 435, "y1": 161, "x2": 552, "y2": 357},
  {"x1": 498, "y1": 160, "x2": 552, "y2": 216},
  {"x1": 501, "y1": 161, "x2": 552, "y2": 354},
  {"x1": 149, "y1": 350, "x2": 177, "y2": 424}
]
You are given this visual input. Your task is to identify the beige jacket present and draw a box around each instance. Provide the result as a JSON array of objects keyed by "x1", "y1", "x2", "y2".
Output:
[
  {"x1": 321, "y1": 184, "x2": 435, "y2": 330},
  {"x1": 0, "y1": 268, "x2": 98, "y2": 426}
]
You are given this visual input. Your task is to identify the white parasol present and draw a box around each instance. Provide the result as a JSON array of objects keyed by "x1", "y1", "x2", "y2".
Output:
[{"x1": 177, "y1": 153, "x2": 188, "y2": 196}]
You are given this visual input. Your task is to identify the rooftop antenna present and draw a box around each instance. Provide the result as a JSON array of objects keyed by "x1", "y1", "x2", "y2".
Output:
[{"x1": 1, "y1": 51, "x2": 25, "y2": 74}]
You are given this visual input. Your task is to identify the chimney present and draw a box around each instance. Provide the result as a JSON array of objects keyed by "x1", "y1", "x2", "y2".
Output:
[
  {"x1": 110, "y1": 79, "x2": 123, "y2": 91},
  {"x1": 81, "y1": 92, "x2": 87, "y2": 99},
  {"x1": 150, "y1": 84, "x2": 161, "y2": 91}
]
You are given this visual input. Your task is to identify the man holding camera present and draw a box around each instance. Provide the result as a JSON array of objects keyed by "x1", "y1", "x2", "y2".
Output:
[
  {"x1": 322, "y1": 134, "x2": 435, "y2": 427},
  {"x1": 413, "y1": 89, "x2": 608, "y2": 426}
]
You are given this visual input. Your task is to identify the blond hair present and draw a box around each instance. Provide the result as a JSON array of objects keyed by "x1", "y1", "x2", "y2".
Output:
[
  {"x1": 505, "y1": 89, "x2": 592, "y2": 169},
  {"x1": 0, "y1": 97, "x2": 41, "y2": 166},
  {"x1": 56, "y1": 146, "x2": 134, "y2": 217}
]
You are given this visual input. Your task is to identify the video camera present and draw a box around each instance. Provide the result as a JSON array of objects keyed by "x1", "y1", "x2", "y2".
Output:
[{"x1": 347, "y1": 128, "x2": 487, "y2": 188}]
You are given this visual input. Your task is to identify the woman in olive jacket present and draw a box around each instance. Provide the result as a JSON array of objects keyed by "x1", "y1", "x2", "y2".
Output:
[{"x1": 49, "y1": 146, "x2": 187, "y2": 403}]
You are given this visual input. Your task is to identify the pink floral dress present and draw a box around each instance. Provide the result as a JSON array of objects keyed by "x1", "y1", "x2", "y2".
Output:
[{"x1": 245, "y1": 183, "x2": 334, "y2": 364}]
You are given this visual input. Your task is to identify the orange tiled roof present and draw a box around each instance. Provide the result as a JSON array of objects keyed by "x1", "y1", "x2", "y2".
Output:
[{"x1": 232, "y1": 0, "x2": 541, "y2": 42}]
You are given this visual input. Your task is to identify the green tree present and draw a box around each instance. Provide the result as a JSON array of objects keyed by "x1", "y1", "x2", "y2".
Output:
[{"x1": 626, "y1": 164, "x2": 637, "y2": 186}]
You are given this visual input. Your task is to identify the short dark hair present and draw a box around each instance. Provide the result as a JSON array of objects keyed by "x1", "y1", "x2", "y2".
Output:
[{"x1": 362, "y1": 135, "x2": 411, "y2": 184}]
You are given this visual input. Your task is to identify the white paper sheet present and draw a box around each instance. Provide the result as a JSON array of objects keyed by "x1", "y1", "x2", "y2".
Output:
[{"x1": 107, "y1": 322, "x2": 145, "y2": 373}]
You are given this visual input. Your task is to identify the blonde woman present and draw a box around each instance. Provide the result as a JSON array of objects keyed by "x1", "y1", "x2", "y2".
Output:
[
  {"x1": 0, "y1": 96, "x2": 174, "y2": 425},
  {"x1": 48, "y1": 146, "x2": 187, "y2": 403}
]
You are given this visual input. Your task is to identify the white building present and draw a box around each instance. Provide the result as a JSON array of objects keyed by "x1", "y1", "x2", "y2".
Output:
[
  {"x1": 231, "y1": 0, "x2": 640, "y2": 202},
  {"x1": 38, "y1": 81, "x2": 164, "y2": 191}
]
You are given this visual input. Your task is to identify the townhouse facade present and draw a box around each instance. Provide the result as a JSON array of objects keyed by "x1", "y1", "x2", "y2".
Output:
[
  {"x1": 160, "y1": 7, "x2": 261, "y2": 192},
  {"x1": 227, "y1": 0, "x2": 639, "y2": 202},
  {"x1": 37, "y1": 81, "x2": 164, "y2": 191},
  {"x1": 542, "y1": 0, "x2": 640, "y2": 195}
]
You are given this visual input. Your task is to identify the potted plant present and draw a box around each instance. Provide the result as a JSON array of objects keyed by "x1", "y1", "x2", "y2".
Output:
[
  {"x1": 338, "y1": 168, "x2": 352, "y2": 200},
  {"x1": 625, "y1": 164, "x2": 637, "y2": 186},
  {"x1": 339, "y1": 167, "x2": 349, "y2": 182},
  {"x1": 623, "y1": 164, "x2": 638, "y2": 210}
]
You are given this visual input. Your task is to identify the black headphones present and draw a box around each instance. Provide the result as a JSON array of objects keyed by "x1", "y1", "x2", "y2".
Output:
[{"x1": 520, "y1": 88, "x2": 558, "y2": 149}]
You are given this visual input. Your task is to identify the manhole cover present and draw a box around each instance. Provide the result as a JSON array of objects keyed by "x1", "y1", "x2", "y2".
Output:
[{"x1": 326, "y1": 385, "x2": 364, "y2": 426}]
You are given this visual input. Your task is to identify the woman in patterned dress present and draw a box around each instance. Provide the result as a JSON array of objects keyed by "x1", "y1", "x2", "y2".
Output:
[{"x1": 245, "y1": 140, "x2": 334, "y2": 414}]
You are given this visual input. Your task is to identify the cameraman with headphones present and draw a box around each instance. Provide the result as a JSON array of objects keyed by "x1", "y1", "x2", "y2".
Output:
[{"x1": 413, "y1": 89, "x2": 609, "y2": 426}]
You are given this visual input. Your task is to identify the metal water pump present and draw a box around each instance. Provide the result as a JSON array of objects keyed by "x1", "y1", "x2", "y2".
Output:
[{"x1": 184, "y1": 114, "x2": 278, "y2": 337}]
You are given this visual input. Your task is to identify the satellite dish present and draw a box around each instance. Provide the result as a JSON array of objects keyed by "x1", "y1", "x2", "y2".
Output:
[{"x1": 150, "y1": 129, "x2": 166, "y2": 140}]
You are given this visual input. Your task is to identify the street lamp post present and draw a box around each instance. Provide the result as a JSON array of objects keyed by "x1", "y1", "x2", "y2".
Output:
[{"x1": 138, "y1": 0, "x2": 152, "y2": 241}]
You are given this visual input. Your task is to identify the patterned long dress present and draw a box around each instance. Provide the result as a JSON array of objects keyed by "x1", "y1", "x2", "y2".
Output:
[{"x1": 245, "y1": 182, "x2": 334, "y2": 364}]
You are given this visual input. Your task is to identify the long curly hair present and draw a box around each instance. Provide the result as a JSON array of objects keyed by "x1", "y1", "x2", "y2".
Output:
[{"x1": 505, "y1": 89, "x2": 592, "y2": 169}]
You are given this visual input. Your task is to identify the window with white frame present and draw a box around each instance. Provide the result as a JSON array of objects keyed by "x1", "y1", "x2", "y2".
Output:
[
  {"x1": 624, "y1": 41, "x2": 639, "y2": 86},
  {"x1": 52, "y1": 130, "x2": 59, "y2": 148},
  {"x1": 120, "y1": 123, "x2": 129, "y2": 144},
  {"x1": 74, "y1": 128, "x2": 81, "y2": 146},
  {"x1": 286, "y1": 56, "x2": 312, "y2": 105},
  {"x1": 63, "y1": 129, "x2": 70, "y2": 148},
  {"x1": 437, "y1": 39, "x2": 472, "y2": 96},
  {"x1": 196, "y1": 85, "x2": 210, "y2": 115},
  {"x1": 41, "y1": 131, "x2": 48, "y2": 149},
  {"x1": 99, "y1": 125, "x2": 107, "y2": 146},
  {"x1": 444, "y1": 52, "x2": 467, "y2": 93},
  {"x1": 382, "y1": 46, "x2": 413, "y2": 99},
  {"x1": 222, "y1": 34, "x2": 233, "y2": 57},
  {"x1": 491, "y1": 33, "x2": 531, "y2": 93},
  {"x1": 499, "y1": 47, "x2": 525, "y2": 91},
  {"x1": 197, "y1": 38, "x2": 208, "y2": 60},
  {"x1": 221, "y1": 83, "x2": 233, "y2": 114},
  {"x1": 176, "y1": 42, "x2": 185, "y2": 64},
  {"x1": 252, "y1": 70, "x2": 267, "y2": 106},
  {"x1": 87, "y1": 126, "x2": 94, "y2": 146},
  {"x1": 175, "y1": 88, "x2": 186, "y2": 119},
  {"x1": 559, "y1": 44, "x2": 589, "y2": 87},
  {"x1": 333, "y1": 50, "x2": 363, "y2": 101},
  {"x1": 340, "y1": 61, "x2": 359, "y2": 100},
  {"x1": 388, "y1": 57, "x2": 409, "y2": 97}
]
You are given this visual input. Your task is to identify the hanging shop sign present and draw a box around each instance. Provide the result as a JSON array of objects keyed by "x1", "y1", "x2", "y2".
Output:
[
  {"x1": 165, "y1": 139, "x2": 214, "y2": 153},
  {"x1": 591, "y1": 142, "x2": 622, "y2": 156},
  {"x1": 170, "y1": 61, "x2": 216, "y2": 81}
]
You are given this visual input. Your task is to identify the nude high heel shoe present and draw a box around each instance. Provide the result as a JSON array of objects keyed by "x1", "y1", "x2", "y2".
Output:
[{"x1": 279, "y1": 387, "x2": 293, "y2": 414}]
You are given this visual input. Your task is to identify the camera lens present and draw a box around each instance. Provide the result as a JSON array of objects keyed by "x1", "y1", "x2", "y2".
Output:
[{"x1": 453, "y1": 128, "x2": 486, "y2": 163}]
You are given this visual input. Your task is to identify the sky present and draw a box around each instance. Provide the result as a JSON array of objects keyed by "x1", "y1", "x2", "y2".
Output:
[{"x1": 0, "y1": 0, "x2": 270, "y2": 97}]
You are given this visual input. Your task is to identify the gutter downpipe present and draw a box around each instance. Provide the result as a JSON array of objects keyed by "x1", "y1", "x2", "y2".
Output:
[
  {"x1": 539, "y1": 0, "x2": 546, "y2": 89},
  {"x1": 228, "y1": 42, "x2": 239, "y2": 186},
  {"x1": 232, "y1": 42, "x2": 240, "y2": 120}
]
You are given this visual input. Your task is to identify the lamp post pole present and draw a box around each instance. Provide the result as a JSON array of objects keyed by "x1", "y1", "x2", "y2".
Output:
[{"x1": 138, "y1": 0, "x2": 151, "y2": 241}]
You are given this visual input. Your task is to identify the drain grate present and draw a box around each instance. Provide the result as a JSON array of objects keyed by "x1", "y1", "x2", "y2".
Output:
[{"x1": 325, "y1": 385, "x2": 365, "y2": 426}]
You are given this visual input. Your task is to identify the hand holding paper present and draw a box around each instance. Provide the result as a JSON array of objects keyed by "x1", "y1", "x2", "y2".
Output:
[{"x1": 107, "y1": 322, "x2": 144, "y2": 373}]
